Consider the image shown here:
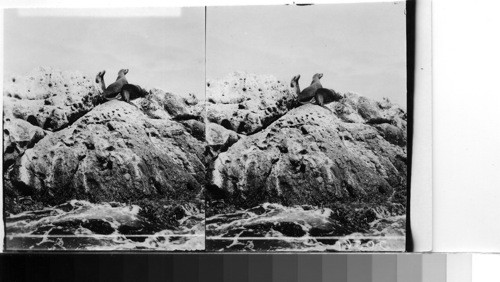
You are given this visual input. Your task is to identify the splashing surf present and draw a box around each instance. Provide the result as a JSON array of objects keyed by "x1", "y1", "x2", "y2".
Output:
[
  {"x1": 206, "y1": 203, "x2": 405, "y2": 252},
  {"x1": 5, "y1": 200, "x2": 205, "y2": 251}
]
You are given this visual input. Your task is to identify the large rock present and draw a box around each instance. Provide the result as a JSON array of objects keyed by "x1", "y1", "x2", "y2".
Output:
[
  {"x1": 333, "y1": 93, "x2": 407, "y2": 146},
  {"x1": 206, "y1": 122, "x2": 240, "y2": 146},
  {"x1": 206, "y1": 72, "x2": 296, "y2": 135},
  {"x1": 3, "y1": 118, "x2": 48, "y2": 169},
  {"x1": 208, "y1": 98, "x2": 407, "y2": 208},
  {"x1": 135, "y1": 88, "x2": 205, "y2": 122},
  {"x1": 3, "y1": 67, "x2": 100, "y2": 131},
  {"x1": 6, "y1": 100, "x2": 207, "y2": 206},
  {"x1": 334, "y1": 93, "x2": 406, "y2": 127}
]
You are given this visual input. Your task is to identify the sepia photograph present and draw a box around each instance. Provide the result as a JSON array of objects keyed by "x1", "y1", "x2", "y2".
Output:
[
  {"x1": 3, "y1": 7, "x2": 207, "y2": 250},
  {"x1": 204, "y1": 3, "x2": 408, "y2": 251}
]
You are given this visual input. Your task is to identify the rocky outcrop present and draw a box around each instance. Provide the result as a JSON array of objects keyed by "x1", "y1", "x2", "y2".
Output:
[
  {"x1": 206, "y1": 72, "x2": 296, "y2": 135},
  {"x1": 3, "y1": 68, "x2": 207, "y2": 211},
  {"x1": 334, "y1": 94, "x2": 406, "y2": 128},
  {"x1": 6, "y1": 100, "x2": 207, "y2": 206},
  {"x1": 208, "y1": 94, "x2": 407, "y2": 209},
  {"x1": 138, "y1": 89, "x2": 204, "y2": 121},
  {"x1": 206, "y1": 123, "x2": 240, "y2": 147},
  {"x1": 3, "y1": 67, "x2": 100, "y2": 174},
  {"x1": 4, "y1": 67, "x2": 100, "y2": 131},
  {"x1": 334, "y1": 93, "x2": 407, "y2": 146},
  {"x1": 4, "y1": 69, "x2": 406, "y2": 219},
  {"x1": 3, "y1": 118, "x2": 48, "y2": 170}
]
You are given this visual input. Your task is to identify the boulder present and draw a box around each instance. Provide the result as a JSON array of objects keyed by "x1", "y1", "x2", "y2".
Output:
[
  {"x1": 3, "y1": 67, "x2": 100, "y2": 131},
  {"x1": 180, "y1": 119, "x2": 206, "y2": 141},
  {"x1": 3, "y1": 117, "x2": 48, "y2": 169},
  {"x1": 374, "y1": 123, "x2": 407, "y2": 146},
  {"x1": 135, "y1": 88, "x2": 204, "y2": 121},
  {"x1": 206, "y1": 122, "x2": 240, "y2": 146},
  {"x1": 6, "y1": 100, "x2": 207, "y2": 206},
  {"x1": 333, "y1": 93, "x2": 407, "y2": 130},
  {"x1": 208, "y1": 99, "x2": 407, "y2": 208},
  {"x1": 206, "y1": 72, "x2": 296, "y2": 135}
]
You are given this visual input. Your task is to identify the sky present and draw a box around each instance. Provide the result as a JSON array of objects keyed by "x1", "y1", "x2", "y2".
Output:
[
  {"x1": 3, "y1": 8, "x2": 205, "y2": 97},
  {"x1": 207, "y1": 3, "x2": 407, "y2": 108},
  {"x1": 4, "y1": 3, "x2": 407, "y2": 107}
]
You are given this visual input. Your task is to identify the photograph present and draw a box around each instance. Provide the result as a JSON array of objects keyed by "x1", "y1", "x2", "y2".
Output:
[
  {"x1": 204, "y1": 3, "x2": 408, "y2": 251},
  {"x1": 2, "y1": 2, "x2": 409, "y2": 252},
  {"x1": 2, "y1": 7, "x2": 207, "y2": 250}
]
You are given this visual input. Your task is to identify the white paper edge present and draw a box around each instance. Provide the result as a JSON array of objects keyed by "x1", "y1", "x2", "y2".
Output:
[
  {"x1": 433, "y1": 0, "x2": 500, "y2": 252},
  {"x1": 411, "y1": 0, "x2": 433, "y2": 252}
]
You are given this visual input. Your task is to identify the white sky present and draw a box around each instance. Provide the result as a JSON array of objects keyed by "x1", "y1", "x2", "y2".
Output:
[
  {"x1": 4, "y1": 3, "x2": 406, "y2": 107},
  {"x1": 207, "y1": 2, "x2": 407, "y2": 108},
  {"x1": 3, "y1": 8, "x2": 205, "y2": 97}
]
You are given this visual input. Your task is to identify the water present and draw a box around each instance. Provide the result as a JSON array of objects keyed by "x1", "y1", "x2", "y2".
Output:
[
  {"x1": 206, "y1": 203, "x2": 405, "y2": 252},
  {"x1": 5, "y1": 201, "x2": 404, "y2": 251},
  {"x1": 5, "y1": 200, "x2": 205, "y2": 251}
]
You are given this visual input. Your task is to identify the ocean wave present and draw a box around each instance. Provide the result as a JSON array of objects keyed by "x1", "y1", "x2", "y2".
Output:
[
  {"x1": 6, "y1": 200, "x2": 205, "y2": 251},
  {"x1": 206, "y1": 203, "x2": 405, "y2": 252}
]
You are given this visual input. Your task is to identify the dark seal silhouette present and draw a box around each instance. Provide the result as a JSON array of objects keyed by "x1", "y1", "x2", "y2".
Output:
[
  {"x1": 103, "y1": 69, "x2": 129, "y2": 99},
  {"x1": 291, "y1": 73, "x2": 343, "y2": 111},
  {"x1": 297, "y1": 73, "x2": 323, "y2": 104},
  {"x1": 95, "y1": 69, "x2": 149, "y2": 105},
  {"x1": 120, "y1": 84, "x2": 149, "y2": 103}
]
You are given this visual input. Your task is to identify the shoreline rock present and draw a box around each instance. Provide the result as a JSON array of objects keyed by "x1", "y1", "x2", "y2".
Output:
[
  {"x1": 4, "y1": 67, "x2": 100, "y2": 132},
  {"x1": 6, "y1": 100, "x2": 207, "y2": 206},
  {"x1": 207, "y1": 93, "x2": 407, "y2": 210},
  {"x1": 3, "y1": 68, "x2": 208, "y2": 212},
  {"x1": 206, "y1": 72, "x2": 297, "y2": 135},
  {"x1": 4, "y1": 69, "x2": 407, "y2": 220}
]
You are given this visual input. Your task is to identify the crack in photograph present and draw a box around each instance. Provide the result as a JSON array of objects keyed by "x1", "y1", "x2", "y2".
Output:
[
  {"x1": 204, "y1": 3, "x2": 408, "y2": 252},
  {"x1": 2, "y1": 7, "x2": 206, "y2": 251}
]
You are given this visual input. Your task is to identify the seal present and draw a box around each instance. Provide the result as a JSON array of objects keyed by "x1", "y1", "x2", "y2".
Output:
[
  {"x1": 120, "y1": 83, "x2": 150, "y2": 103},
  {"x1": 290, "y1": 74, "x2": 301, "y2": 95},
  {"x1": 314, "y1": 88, "x2": 343, "y2": 106},
  {"x1": 102, "y1": 69, "x2": 129, "y2": 99},
  {"x1": 291, "y1": 73, "x2": 343, "y2": 112},
  {"x1": 297, "y1": 73, "x2": 323, "y2": 104},
  {"x1": 95, "y1": 70, "x2": 106, "y2": 91},
  {"x1": 94, "y1": 69, "x2": 149, "y2": 105}
]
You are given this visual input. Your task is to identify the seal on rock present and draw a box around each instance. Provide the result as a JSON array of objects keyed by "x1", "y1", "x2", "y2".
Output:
[
  {"x1": 95, "y1": 69, "x2": 149, "y2": 104},
  {"x1": 103, "y1": 69, "x2": 129, "y2": 99},
  {"x1": 297, "y1": 73, "x2": 323, "y2": 104},
  {"x1": 290, "y1": 74, "x2": 301, "y2": 97},
  {"x1": 314, "y1": 88, "x2": 343, "y2": 106},
  {"x1": 120, "y1": 83, "x2": 150, "y2": 103},
  {"x1": 291, "y1": 73, "x2": 343, "y2": 110},
  {"x1": 95, "y1": 70, "x2": 106, "y2": 91}
]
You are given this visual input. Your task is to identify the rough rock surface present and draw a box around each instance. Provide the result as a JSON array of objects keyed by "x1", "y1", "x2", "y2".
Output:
[
  {"x1": 3, "y1": 68, "x2": 207, "y2": 212},
  {"x1": 334, "y1": 94, "x2": 406, "y2": 126},
  {"x1": 6, "y1": 101, "x2": 206, "y2": 206},
  {"x1": 206, "y1": 72, "x2": 296, "y2": 135},
  {"x1": 208, "y1": 97, "x2": 407, "y2": 209},
  {"x1": 3, "y1": 67, "x2": 100, "y2": 131},
  {"x1": 4, "y1": 69, "x2": 406, "y2": 222},
  {"x1": 137, "y1": 88, "x2": 204, "y2": 121},
  {"x1": 3, "y1": 118, "x2": 48, "y2": 169},
  {"x1": 206, "y1": 122, "x2": 240, "y2": 147},
  {"x1": 334, "y1": 93, "x2": 407, "y2": 146}
]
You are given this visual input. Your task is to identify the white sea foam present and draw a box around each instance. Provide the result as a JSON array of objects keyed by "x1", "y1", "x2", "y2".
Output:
[
  {"x1": 6, "y1": 200, "x2": 205, "y2": 251},
  {"x1": 206, "y1": 203, "x2": 405, "y2": 252}
]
